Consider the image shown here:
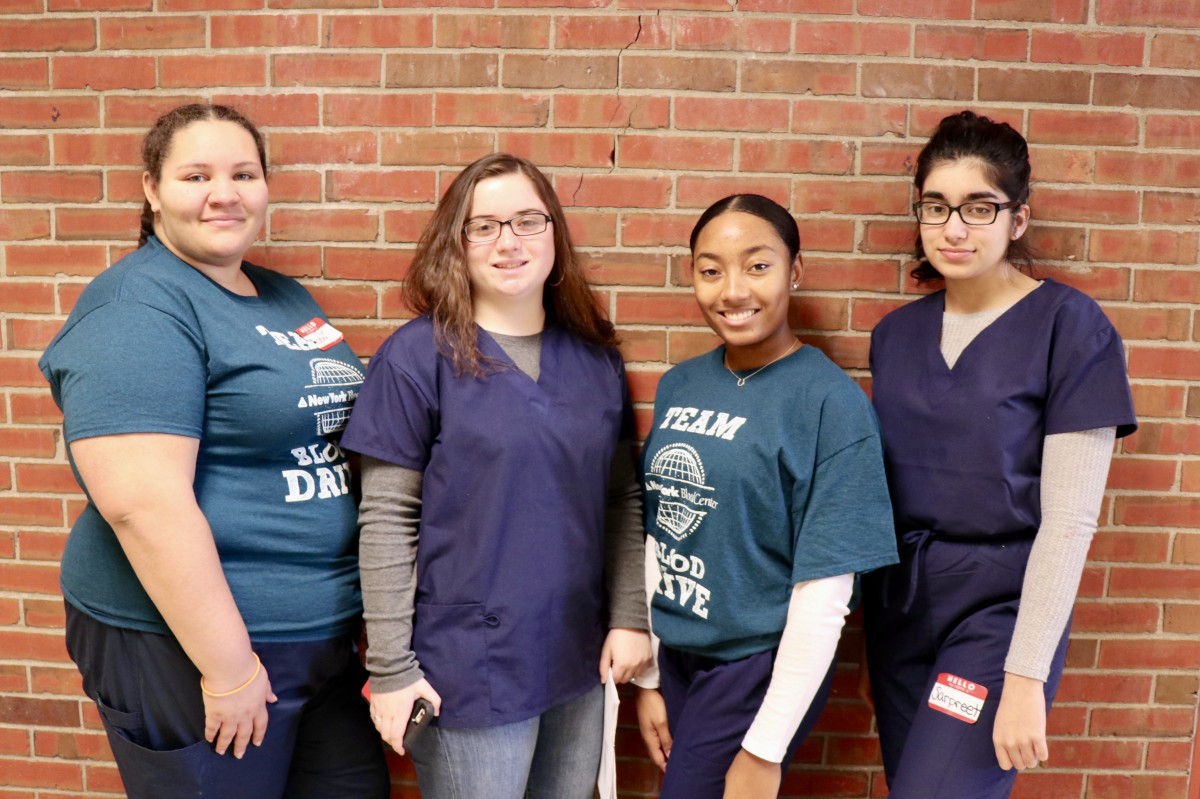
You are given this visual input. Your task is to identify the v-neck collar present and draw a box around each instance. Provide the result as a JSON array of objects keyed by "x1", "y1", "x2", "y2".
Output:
[
  {"x1": 477, "y1": 325, "x2": 557, "y2": 394},
  {"x1": 930, "y1": 280, "x2": 1048, "y2": 375}
]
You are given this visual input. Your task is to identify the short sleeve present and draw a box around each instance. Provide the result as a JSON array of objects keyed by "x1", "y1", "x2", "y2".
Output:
[
  {"x1": 41, "y1": 301, "x2": 206, "y2": 443},
  {"x1": 340, "y1": 336, "x2": 439, "y2": 470},
  {"x1": 790, "y1": 387, "x2": 898, "y2": 583},
  {"x1": 1046, "y1": 306, "x2": 1137, "y2": 439}
]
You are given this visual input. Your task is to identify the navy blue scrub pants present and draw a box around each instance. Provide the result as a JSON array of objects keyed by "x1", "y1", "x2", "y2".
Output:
[
  {"x1": 656, "y1": 643, "x2": 836, "y2": 799},
  {"x1": 862, "y1": 534, "x2": 1069, "y2": 799},
  {"x1": 65, "y1": 603, "x2": 390, "y2": 799}
]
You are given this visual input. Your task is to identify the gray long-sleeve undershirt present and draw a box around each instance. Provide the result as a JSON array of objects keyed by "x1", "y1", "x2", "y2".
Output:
[
  {"x1": 941, "y1": 306, "x2": 1117, "y2": 682},
  {"x1": 357, "y1": 331, "x2": 647, "y2": 693}
]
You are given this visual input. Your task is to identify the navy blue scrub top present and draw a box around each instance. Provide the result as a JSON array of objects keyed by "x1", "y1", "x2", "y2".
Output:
[
  {"x1": 869, "y1": 279, "x2": 1137, "y2": 540},
  {"x1": 342, "y1": 316, "x2": 628, "y2": 727}
]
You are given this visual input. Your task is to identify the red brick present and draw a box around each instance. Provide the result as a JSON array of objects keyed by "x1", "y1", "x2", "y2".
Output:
[
  {"x1": 381, "y1": 132, "x2": 494, "y2": 167},
  {"x1": 1108, "y1": 567, "x2": 1200, "y2": 601},
  {"x1": 1090, "y1": 774, "x2": 1192, "y2": 799},
  {"x1": 1117, "y1": 494, "x2": 1200, "y2": 526},
  {"x1": 619, "y1": 54, "x2": 735, "y2": 92},
  {"x1": 620, "y1": 213, "x2": 697, "y2": 247},
  {"x1": 1011, "y1": 772, "x2": 1086, "y2": 798},
  {"x1": 799, "y1": 218, "x2": 856, "y2": 253},
  {"x1": 1070, "y1": 600, "x2": 1160, "y2": 633},
  {"x1": 6, "y1": 245, "x2": 107, "y2": 277},
  {"x1": 1040, "y1": 264, "x2": 1127, "y2": 299},
  {"x1": 435, "y1": 92, "x2": 548, "y2": 127},
  {"x1": 1032, "y1": 31, "x2": 1145, "y2": 66},
  {"x1": 579, "y1": 253, "x2": 667, "y2": 287},
  {"x1": 0, "y1": 210, "x2": 51, "y2": 242},
  {"x1": 1029, "y1": 146, "x2": 1095, "y2": 184},
  {"x1": 326, "y1": 170, "x2": 436, "y2": 204},
  {"x1": 1173, "y1": 533, "x2": 1200, "y2": 565},
  {"x1": 1130, "y1": 384, "x2": 1184, "y2": 418},
  {"x1": 1146, "y1": 741, "x2": 1191, "y2": 770},
  {"x1": 1146, "y1": 116, "x2": 1200, "y2": 150},
  {"x1": 210, "y1": 13, "x2": 319, "y2": 47},
  {"x1": 859, "y1": 220, "x2": 912, "y2": 254},
  {"x1": 273, "y1": 54, "x2": 381, "y2": 87},
  {"x1": 743, "y1": 58, "x2": 855, "y2": 95},
  {"x1": 103, "y1": 94, "x2": 205, "y2": 127},
  {"x1": 619, "y1": 135, "x2": 732, "y2": 171},
  {"x1": 792, "y1": 296, "x2": 849, "y2": 331},
  {"x1": 0, "y1": 755, "x2": 82, "y2": 789},
  {"x1": 0, "y1": 18, "x2": 95, "y2": 51},
  {"x1": 739, "y1": 0, "x2": 851, "y2": 8},
  {"x1": 865, "y1": 64, "x2": 975, "y2": 101},
  {"x1": 161, "y1": 54, "x2": 266, "y2": 88},
  {"x1": 325, "y1": 14, "x2": 432, "y2": 47},
  {"x1": 677, "y1": 97, "x2": 789, "y2": 133},
  {"x1": 499, "y1": 131, "x2": 614, "y2": 168},
  {"x1": 798, "y1": 21, "x2": 909, "y2": 56},
  {"x1": 1128, "y1": 346, "x2": 1200, "y2": 380},
  {"x1": 382, "y1": 209, "x2": 435, "y2": 243},
  {"x1": 302, "y1": 284, "x2": 377, "y2": 320},
  {"x1": 1150, "y1": 32, "x2": 1200, "y2": 69},
  {"x1": 18, "y1": 531, "x2": 69, "y2": 562},
  {"x1": 339, "y1": 322, "x2": 398, "y2": 358},
  {"x1": 1088, "y1": 230, "x2": 1197, "y2": 266},
  {"x1": 615, "y1": 292, "x2": 705, "y2": 326},
  {"x1": 262, "y1": 171, "x2": 321, "y2": 203},
  {"x1": 34, "y1": 730, "x2": 113, "y2": 761},
  {"x1": 51, "y1": 55, "x2": 155, "y2": 90},
  {"x1": 49, "y1": 0, "x2": 152, "y2": 8},
  {"x1": 850, "y1": 297, "x2": 907, "y2": 329},
  {"x1": 30, "y1": 665, "x2": 85, "y2": 696},
  {"x1": 24, "y1": 598, "x2": 66, "y2": 629},
  {"x1": 53, "y1": 132, "x2": 142, "y2": 166},
  {"x1": 437, "y1": 13, "x2": 551, "y2": 48},
  {"x1": 271, "y1": 209, "x2": 377, "y2": 243},
  {"x1": 0, "y1": 726, "x2": 29, "y2": 756},
  {"x1": 1095, "y1": 73, "x2": 1200, "y2": 111},
  {"x1": 324, "y1": 93, "x2": 431, "y2": 127},
  {"x1": 388, "y1": 52, "x2": 499, "y2": 88},
  {"x1": 914, "y1": 25, "x2": 1027, "y2": 61},
  {"x1": 795, "y1": 179, "x2": 910, "y2": 216},
  {"x1": 247, "y1": 244, "x2": 322, "y2": 278},
  {"x1": 860, "y1": 142, "x2": 919, "y2": 176},
  {"x1": 98, "y1": 15, "x2": 204, "y2": 48},
  {"x1": 555, "y1": 14, "x2": 669, "y2": 49},
  {"x1": 0, "y1": 96, "x2": 99, "y2": 129},
  {"x1": 976, "y1": 0, "x2": 1087, "y2": 23},
  {"x1": 15, "y1": 463, "x2": 82, "y2": 494},
  {"x1": 979, "y1": 67, "x2": 1090, "y2": 104},
  {"x1": 1097, "y1": 0, "x2": 1200, "y2": 27},
  {"x1": 678, "y1": 176, "x2": 791, "y2": 210},
  {"x1": 674, "y1": 17, "x2": 790, "y2": 53},
  {"x1": 323, "y1": 248, "x2": 410, "y2": 282},
  {"x1": 270, "y1": 131, "x2": 377, "y2": 166},
  {"x1": 1035, "y1": 188, "x2": 1141, "y2": 225},
  {"x1": 1163, "y1": 604, "x2": 1200, "y2": 635},
  {"x1": 743, "y1": 140, "x2": 854, "y2": 175},
  {"x1": 1090, "y1": 707, "x2": 1195, "y2": 738},
  {"x1": 791, "y1": 99, "x2": 906, "y2": 137},
  {"x1": 0, "y1": 57, "x2": 48, "y2": 90},
  {"x1": 1028, "y1": 110, "x2": 1140, "y2": 147},
  {"x1": 161, "y1": 0, "x2": 260, "y2": 8},
  {"x1": 554, "y1": 94, "x2": 669, "y2": 129}
]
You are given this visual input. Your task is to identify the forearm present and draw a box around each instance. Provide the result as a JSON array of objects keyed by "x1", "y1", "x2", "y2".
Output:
[
  {"x1": 1005, "y1": 428, "x2": 1116, "y2": 681},
  {"x1": 110, "y1": 502, "x2": 254, "y2": 688},
  {"x1": 358, "y1": 456, "x2": 425, "y2": 692},
  {"x1": 741, "y1": 573, "x2": 853, "y2": 763},
  {"x1": 605, "y1": 438, "x2": 649, "y2": 631}
]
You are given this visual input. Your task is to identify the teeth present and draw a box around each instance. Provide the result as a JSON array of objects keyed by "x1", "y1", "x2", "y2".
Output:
[{"x1": 724, "y1": 310, "x2": 756, "y2": 321}]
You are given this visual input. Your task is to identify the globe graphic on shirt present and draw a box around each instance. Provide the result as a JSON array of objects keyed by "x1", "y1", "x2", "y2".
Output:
[{"x1": 646, "y1": 443, "x2": 714, "y2": 541}]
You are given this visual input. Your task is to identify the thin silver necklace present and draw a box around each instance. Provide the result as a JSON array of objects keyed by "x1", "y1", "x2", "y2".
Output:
[{"x1": 724, "y1": 339, "x2": 799, "y2": 387}]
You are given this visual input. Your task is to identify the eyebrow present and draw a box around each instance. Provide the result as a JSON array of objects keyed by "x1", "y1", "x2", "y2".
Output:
[
  {"x1": 173, "y1": 162, "x2": 262, "y2": 171},
  {"x1": 694, "y1": 244, "x2": 780, "y2": 262},
  {"x1": 466, "y1": 208, "x2": 546, "y2": 221},
  {"x1": 920, "y1": 190, "x2": 1003, "y2": 201}
]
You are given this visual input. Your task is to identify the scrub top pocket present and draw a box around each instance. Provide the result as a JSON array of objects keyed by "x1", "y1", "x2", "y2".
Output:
[{"x1": 411, "y1": 602, "x2": 492, "y2": 724}]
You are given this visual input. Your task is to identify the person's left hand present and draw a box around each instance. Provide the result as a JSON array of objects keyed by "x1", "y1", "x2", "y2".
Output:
[
  {"x1": 723, "y1": 748, "x2": 781, "y2": 799},
  {"x1": 993, "y1": 672, "x2": 1048, "y2": 770},
  {"x1": 598, "y1": 627, "x2": 652, "y2": 684}
]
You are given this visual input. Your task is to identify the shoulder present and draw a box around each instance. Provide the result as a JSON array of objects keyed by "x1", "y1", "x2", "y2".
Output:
[
  {"x1": 656, "y1": 349, "x2": 718, "y2": 394},
  {"x1": 1034, "y1": 279, "x2": 1119, "y2": 344},
  {"x1": 370, "y1": 316, "x2": 439, "y2": 374},
  {"x1": 874, "y1": 290, "x2": 942, "y2": 338}
]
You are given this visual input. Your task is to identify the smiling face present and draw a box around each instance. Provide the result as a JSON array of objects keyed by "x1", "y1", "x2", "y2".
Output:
[
  {"x1": 464, "y1": 172, "x2": 556, "y2": 323},
  {"x1": 143, "y1": 119, "x2": 267, "y2": 277},
  {"x1": 691, "y1": 211, "x2": 802, "y2": 369},
  {"x1": 917, "y1": 158, "x2": 1029, "y2": 286}
]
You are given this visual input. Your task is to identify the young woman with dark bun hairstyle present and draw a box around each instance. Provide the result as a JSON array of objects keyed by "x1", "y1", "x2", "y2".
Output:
[
  {"x1": 634, "y1": 194, "x2": 897, "y2": 799},
  {"x1": 40, "y1": 103, "x2": 388, "y2": 798},
  {"x1": 864, "y1": 111, "x2": 1137, "y2": 798}
]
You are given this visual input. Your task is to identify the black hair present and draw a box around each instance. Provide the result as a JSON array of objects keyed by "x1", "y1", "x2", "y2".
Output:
[
  {"x1": 139, "y1": 103, "x2": 267, "y2": 248},
  {"x1": 689, "y1": 194, "x2": 801, "y2": 265},
  {"x1": 911, "y1": 110, "x2": 1035, "y2": 283}
]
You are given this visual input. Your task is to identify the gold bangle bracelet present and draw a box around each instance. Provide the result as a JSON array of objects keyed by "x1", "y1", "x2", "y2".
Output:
[{"x1": 200, "y1": 653, "x2": 261, "y2": 698}]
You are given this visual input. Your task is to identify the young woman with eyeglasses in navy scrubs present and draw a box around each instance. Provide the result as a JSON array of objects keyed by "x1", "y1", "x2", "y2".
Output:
[
  {"x1": 340, "y1": 153, "x2": 651, "y2": 799},
  {"x1": 863, "y1": 111, "x2": 1137, "y2": 798}
]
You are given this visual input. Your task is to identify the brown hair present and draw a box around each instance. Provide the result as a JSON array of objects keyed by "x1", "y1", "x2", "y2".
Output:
[
  {"x1": 403, "y1": 153, "x2": 618, "y2": 377},
  {"x1": 139, "y1": 103, "x2": 267, "y2": 248}
]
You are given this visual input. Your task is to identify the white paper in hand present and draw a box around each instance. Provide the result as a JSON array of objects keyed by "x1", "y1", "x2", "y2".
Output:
[{"x1": 597, "y1": 669, "x2": 620, "y2": 799}]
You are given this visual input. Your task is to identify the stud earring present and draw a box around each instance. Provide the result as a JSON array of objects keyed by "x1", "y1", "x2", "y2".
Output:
[{"x1": 791, "y1": 282, "x2": 799, "y2": 290}]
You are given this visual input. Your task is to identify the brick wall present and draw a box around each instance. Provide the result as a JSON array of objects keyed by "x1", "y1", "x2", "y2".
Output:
[{"x1": 1, "y1": 2, "x2": 1197, "y2": 797}]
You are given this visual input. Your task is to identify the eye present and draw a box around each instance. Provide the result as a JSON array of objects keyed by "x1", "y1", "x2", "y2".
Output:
[
  {"x1": 466, "y1": 220, "x2": 499, "y2": 237},
  {"x1": 513, "y1": 214, "x2": 545, "y2": 233},
  {"x1": 234, "y1": 172, "x2": 258, "y2": 181},
  {"x1": 963, "y1": 203, "x2": 995, "y2": 220},
  {"x1": 697, "y1": 266, "x2": 721, "y2": 279},
  {"x1": 748, "y1": 262, "x2": 771, "y2": 273},
  {"x1": 185, "y1": 174, "x2": 208, "y2": 182}
]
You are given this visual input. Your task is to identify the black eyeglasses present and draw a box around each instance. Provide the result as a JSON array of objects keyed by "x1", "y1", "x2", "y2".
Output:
[
  {"x1": 463, "y1": 213, "x2": 553, "y2": 243},
  {"x1": 913, "y1": 200, "x2": 1023, "y2": 226}
]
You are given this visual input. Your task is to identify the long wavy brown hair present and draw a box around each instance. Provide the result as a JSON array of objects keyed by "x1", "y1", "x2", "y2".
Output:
[{"x1": 403, "y1": 153, "x2": 618, "y2": 377}]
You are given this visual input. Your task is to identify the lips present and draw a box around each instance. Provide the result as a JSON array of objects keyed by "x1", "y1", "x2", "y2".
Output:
[
  {"x1": 491, "y1": 260, "x2": 526, "y2": 270},
  {"x1": 938, "y1": 248, "x2": 974, "y2": 261},
  {"x1": 720, "y1": 309, "x2": 758, "y2": 322}
]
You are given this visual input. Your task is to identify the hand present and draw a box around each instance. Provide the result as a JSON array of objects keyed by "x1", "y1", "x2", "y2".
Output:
[
  {"x1": 599, "y1": 627, "x2": 653, "y2": 684},
  {"x1": 202, "y1": 656, "x2": 277, "y2": 759},
  {"x1": 724, "y1": 748, "x2": 781, "y2": 799},
  {"x1": 993, "y1": 672, "x2": 1048, "y2": 771},
  {"x1": 635, "y1": 687, "x2": 672, "y2": 772},
  {"x1": 369, "y1": 679, "x2": 442, "y2": 756}
]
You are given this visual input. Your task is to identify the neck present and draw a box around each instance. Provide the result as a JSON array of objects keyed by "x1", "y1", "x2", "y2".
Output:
[
  {"x1": 474, "y1": 296, "x2": 547, "y2": 336},
  {"x1": 156, "y1": 234, "x2": 257, "y2": 297},
  {"x1": 944, "y1": 263, "x2": 1038, "y2": 314},
  {"x1": 724, "y1": 332, "x2": 800, "y2": 372}
]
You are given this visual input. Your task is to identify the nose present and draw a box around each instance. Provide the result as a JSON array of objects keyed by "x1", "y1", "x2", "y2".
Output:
[
  {"x1": 720, "y1": 270, "x2": 750, "y2": 302},
  {"x1": 941, "y1": 209, "x2": 969, "y2": 240},
  {"x1": 494, "y1": 221, "x2": 522, "y2": 250},
  {"x1": 208, "y1": 176, "x2": 239, "y2": 204}
]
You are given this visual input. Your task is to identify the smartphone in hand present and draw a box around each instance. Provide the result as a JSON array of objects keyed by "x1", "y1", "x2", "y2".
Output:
[{"x1": 404, "y1": 698, "x2": 435, "y2": 749}]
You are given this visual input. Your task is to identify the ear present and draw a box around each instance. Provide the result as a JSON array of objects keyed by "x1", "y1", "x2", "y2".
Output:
[
  {"x1": 1010, "y1": 202, "x2": 1030, "y2": 240},
  {"x1": 789, "y1": 255, "x2": 804, "y2": 290},
  {"x1": 142, "y1": 171, "x2": 161, "y2": 213}
]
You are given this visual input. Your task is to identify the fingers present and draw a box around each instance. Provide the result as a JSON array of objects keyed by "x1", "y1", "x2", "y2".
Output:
[{"x1": 655, "y1": 717, "x2": 673, "y2": 761}]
